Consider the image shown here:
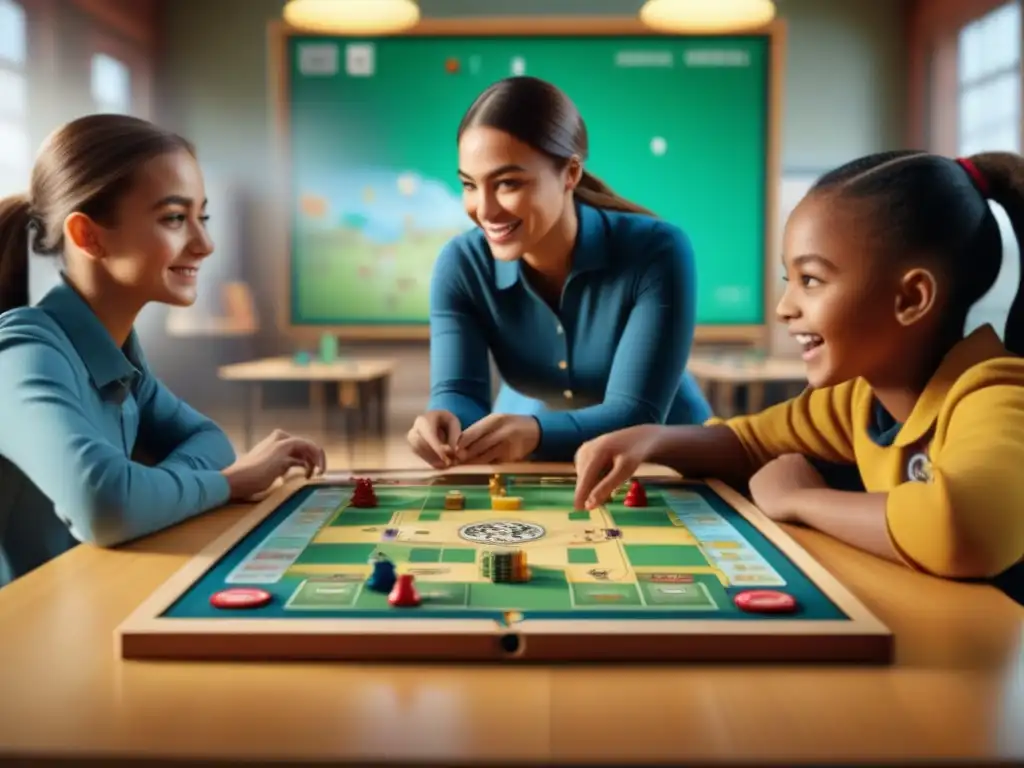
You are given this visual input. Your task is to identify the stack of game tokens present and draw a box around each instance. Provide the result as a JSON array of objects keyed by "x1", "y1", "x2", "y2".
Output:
[{"x1": 481, "y1": 549, "x2": 529, "y2": 583}]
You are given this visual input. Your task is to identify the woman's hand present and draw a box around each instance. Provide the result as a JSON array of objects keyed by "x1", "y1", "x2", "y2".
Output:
[
  {"x1": 454, "y1": 414, "x2": 540, "y2": 465},
  {"x1": 221, "y1": 429, "x2": 326, "y2": 500},
  {"x1": 407, "y1": 409, "x2": 462, "y2": 468},
  {"x1": 573, "y1": 424, "x2": 665, "y2": 509}
]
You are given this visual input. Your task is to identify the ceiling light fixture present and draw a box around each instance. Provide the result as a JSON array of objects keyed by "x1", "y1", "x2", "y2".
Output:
[
  {"x1": 639, "y1": 0, "x2": 777, "y2": 33},
  {"x1": 283, "y1": 0, "x2": 421, "y2": 36}
]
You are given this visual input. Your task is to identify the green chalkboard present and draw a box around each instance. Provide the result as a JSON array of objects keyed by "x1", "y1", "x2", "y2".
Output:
[{"x1": 279, "y1": 24, "x2": 778, "y2": 337}]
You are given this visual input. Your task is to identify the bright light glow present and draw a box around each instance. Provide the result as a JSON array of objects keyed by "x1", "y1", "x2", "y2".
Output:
[
  {"x1": 283, "y1": 0, "x2": 420, "y2": 35},
  {"x1": 639, "y1": 0, "x2": 776, "y2": 33}
]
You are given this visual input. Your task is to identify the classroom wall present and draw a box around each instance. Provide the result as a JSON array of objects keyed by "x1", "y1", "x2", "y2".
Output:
[{"x1": 152, "y1": 0, "x2": 909, "y2": 414}]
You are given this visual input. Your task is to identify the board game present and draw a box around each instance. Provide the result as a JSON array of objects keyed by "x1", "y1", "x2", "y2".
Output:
[{"x1": 116, "y1": 473, "x2": 893, "y2": 663}]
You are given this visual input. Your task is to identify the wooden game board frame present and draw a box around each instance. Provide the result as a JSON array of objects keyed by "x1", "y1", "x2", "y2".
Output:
[
  {"x1": 116, "y1": 473, "x2": 893, "y2": 664},
  {"x1": 267, "y1": 17, "x2": 786, "y2": 346}
]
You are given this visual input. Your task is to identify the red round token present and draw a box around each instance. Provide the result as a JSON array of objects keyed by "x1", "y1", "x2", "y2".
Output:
[
  {"x1": 210, "y1": 587, "x2": 272, "y2": 609},
  {"x1": 734, "y1": 589, "x2": 797, "y2": 614}
]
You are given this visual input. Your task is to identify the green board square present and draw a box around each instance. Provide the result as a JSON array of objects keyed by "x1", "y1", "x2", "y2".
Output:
[
  {"x1": 409, "y1": 548, "x2": 442, "y2": 563},
  {"x1": 514, "y1": 486, "x2": 577, "y2": 507},
  {"x1": 572, "y1": 582, "x2": 643, "y2": 607},
  {"x1": 374, "y1": 489, "x2": 429, "y2": 507},
  {"x1": 568, "y1": 510, "x2": 591, "y2": 521},
  {"x1": 441, "y1": 548, "x2": 477, "y2": 563},
  {"x1": 609, "y1": 509, "x2": 675, "y2": 527},
  {"x1": 374, "y1": 543, "x2": 411, "y2": 562},
  {"x1": 415, "y1": 582, "x2": 469, "y2": 607},
  {"x1": 469, "y1": 567, "x2": 570, "y2": 610},
  {"x1": 624, "y1": 545, "x2": 708, "y2": 567},
  {"x1": 640, "y1": 581, "x2": 718, "y2": 609},
  {"x1": 332, "y1": 511, "x2": 395, "y2": 526},
  {"x1": 287, "y1": 579, "x2": 361, "y2": 609},
  {"x1": 418, "y1": 511, "x2": 442, "y2": 522},
  {"x1": 294, "y1": 543, "x2": 377, "y2": 565},
  {"x1": 567, "y1": 548, "x2": 599, "y2": 564}
]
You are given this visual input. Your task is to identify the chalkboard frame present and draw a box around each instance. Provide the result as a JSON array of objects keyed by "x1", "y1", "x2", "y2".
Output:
[{"x1": 268, "y1": 17, "x2": 786, "y2": 344}]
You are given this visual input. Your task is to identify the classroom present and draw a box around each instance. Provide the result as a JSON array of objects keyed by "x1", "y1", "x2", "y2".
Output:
[{"x1": 0, "y1": 0, "x2": 1022, "y2": 765}]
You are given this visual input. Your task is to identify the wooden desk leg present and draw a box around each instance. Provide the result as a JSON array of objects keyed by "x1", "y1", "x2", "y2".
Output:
[
  {"x1": 747, "y1": 382, "x2": 765, "y2": 414},
  {"x1": 243, "y1": 382, "x2": 261, "y2": 450},
  {"x1": 339, "y1": 382, "x2": 359, "y2": 464},
  {"x1": 713, "y1": 382, "x2": 735, "y2": 418},
  {"x1": 376, "y1": 376, "x2": 389, "y2": 437},
  {"x1": 357, "y1": 381, "x2": 372, "y2": 438}
]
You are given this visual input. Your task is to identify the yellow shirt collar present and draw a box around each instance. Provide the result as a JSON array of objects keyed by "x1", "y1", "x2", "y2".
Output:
[{"x1": 893, "y1": 324, "x2": 1010, "y2": 447}]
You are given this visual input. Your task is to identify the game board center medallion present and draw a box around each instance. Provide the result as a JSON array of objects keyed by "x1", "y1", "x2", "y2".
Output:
[{"x1": 458, "y1": 520, "x2": 545, "y2": 545}]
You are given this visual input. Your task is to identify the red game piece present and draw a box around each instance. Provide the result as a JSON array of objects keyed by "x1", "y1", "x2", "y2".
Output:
[
  {"x1": 388, "y1": 574, "x2": 421, "y2": 607},
  {"x1": 209, "y1": 587, "x2": 272, "y2": 610},
  {"x1": 350, "y1": 477, "x2": 377, "y2": 508},
  {"x1": 734, "y1": 590, "x2": 797, "y2": 614},
  {"x1": 623, "y1": 480, "x2": 647, "y2": 507}
]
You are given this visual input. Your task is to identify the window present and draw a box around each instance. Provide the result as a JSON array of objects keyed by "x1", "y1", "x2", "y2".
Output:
[
  {"x1": 91, "y1": 52, "x2": 132, "y2": 114},
  {"x1": 957, "y1": 2, "x2": 1022, "y2": 336},
  {"x1": 0, "y1": 0, "x2": 29, "y2": 198}
]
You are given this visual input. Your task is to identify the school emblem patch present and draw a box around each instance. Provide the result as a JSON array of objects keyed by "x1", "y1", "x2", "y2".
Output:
[{"x1": 906, "y1": 451, "x2": 933, "y2": 483}]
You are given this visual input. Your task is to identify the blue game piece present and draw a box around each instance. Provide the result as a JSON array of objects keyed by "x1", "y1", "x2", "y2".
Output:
[{"x1": 366, "y1": 556, "x2": 397, "y2": 592}]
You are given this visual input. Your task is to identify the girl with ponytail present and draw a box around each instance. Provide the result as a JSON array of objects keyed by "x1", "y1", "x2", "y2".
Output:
[
  {"x1": 408, "y1": 76, "x2": 709, "y2": 468},
  {"x1": 0, "y1": 114, "x2": 326, "y2": 587},
  {"x1": 574, "y1": 150, "x2": 1024, "y2": 591}
]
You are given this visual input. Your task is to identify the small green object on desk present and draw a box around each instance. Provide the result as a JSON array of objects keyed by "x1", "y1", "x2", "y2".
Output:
[
  {"x1": 294, "y1": 351, "x2": 311, "y2": 365},
  {"x1": 319, "y1": 333, "x2": 338, "y2": 363}
]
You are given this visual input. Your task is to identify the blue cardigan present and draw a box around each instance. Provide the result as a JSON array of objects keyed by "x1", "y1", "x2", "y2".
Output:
[
  {"x1": 427, "y1": 201, "x2": 711, "y2": 461},
  {"x1": 0, "y1": 281, "x2": 235, "y2": 586}
]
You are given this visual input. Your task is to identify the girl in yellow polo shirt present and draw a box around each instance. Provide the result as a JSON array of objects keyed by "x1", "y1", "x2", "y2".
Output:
[{"x1": 573, "y1": 150, "x2": 1024, "y2": 583}]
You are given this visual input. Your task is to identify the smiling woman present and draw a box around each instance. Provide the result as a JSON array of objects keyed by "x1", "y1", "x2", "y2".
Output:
[
  {"x1": 0, "y1": 113, "x2": 328, "y2": 588},
  {"x1": 406, "y1": 76, "x2": 712, "y2": 468}
]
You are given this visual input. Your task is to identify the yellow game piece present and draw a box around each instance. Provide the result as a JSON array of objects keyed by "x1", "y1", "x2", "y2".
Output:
[
  {"x1": 492, "y1": 495, "x2": 522, "y2": 511},
  {"x1": 444, "y1": 490, "x2": 465, "y2": 510},
  {"x1": 488, "y1": 474, "x2": 507, "y2": 497}
]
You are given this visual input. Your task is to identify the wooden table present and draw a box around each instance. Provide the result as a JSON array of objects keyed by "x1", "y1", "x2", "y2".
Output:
[
  {"x1": 218, "y1": 356, "x2": 396, "y2": 449},
  {"x1": 688, "y1": 352, "x2": 808, "y2": 417},
  {"x1": 1, "y1": 463, "x2": 1022, "y2": 766}
]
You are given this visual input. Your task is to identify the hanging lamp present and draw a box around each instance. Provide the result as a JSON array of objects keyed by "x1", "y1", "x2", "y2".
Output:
[
  {"x1": 283, "y1": 0, "x2": 421, "y2": 35},
  {"x1": 639, "y1": 0, "x2": 776, "y2": 33}
]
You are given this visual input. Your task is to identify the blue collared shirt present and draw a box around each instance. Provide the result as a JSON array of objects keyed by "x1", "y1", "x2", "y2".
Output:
[
  {"x1": 0, "y1": 280, "x2": 235, "y2": 586},
  {"x1": 428, "y1": 201, "x2": 712, "y2": 460}
]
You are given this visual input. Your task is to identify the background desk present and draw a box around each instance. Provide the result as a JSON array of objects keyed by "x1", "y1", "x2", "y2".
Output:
[
  {"x1": 0, "y1": 463, "x2": 1022, "y2": 766},
  {"x1": 688, "y1": 351, "x2": 808, "y2": 417},
  {"x1": 218, "y1": 356, "x2": 396, "y2": 450}
]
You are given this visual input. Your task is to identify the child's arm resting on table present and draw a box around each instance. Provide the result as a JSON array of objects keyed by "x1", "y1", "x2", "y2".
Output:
[
  {"x1": 133, "y1": 364, "x2": 236, "y2": 471},
  {"x1": 653, "y1": 381, "x2": 861, "y2": 488},
  {"x1": 575, "y1": 378, "x2": 861, "y2": 507},
  {"x1": 0, "y1": 337, "x2": 231, "y2": 548},
  {"x1": 768, "y1": 481, "x2": 899, "y2": 562},
  {"x1": 534, "y1": 227, "x2": 698, "y2": 460},
  {"x1": 883, "y1": 383, "x2": 1024, "y2": 579}
]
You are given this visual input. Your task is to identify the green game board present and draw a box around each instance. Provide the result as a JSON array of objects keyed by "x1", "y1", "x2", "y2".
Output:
[
  {"x1": 121, "y1": 474, "x2": 893, "y2": 663},
  {"x1": 164, "y1": 476, "x2": 843, "y2": 622}
]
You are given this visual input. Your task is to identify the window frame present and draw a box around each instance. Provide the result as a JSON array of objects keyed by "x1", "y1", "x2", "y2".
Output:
[
  {"x1": 956, "y1": 2, "x2": 1021, "y2": 155},
  {"x1": 88, "y1": 28, "x2": 152, "y2": 118},
  {"x1": 0, "y1": 0, "x2": 32, "y2": 197},
  {"x1": 907, "y1": 0, "x2": 1023, "y2": 153}
]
